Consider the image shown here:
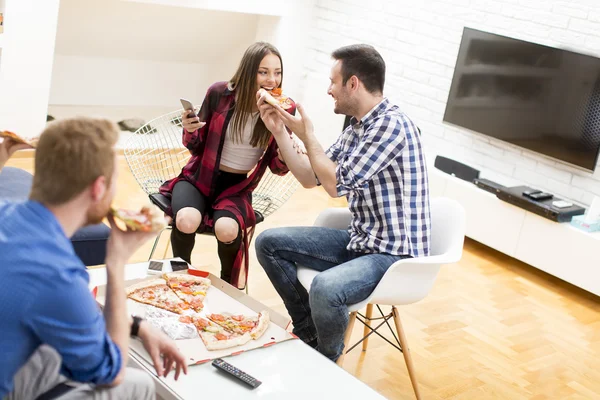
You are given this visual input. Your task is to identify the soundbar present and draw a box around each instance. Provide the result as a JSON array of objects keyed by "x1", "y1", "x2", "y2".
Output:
[
  {"x1": 496, "y1": 186, "x2": 585, "y2": 222},
  {"x1": 473, "y1": 178, "x2": 506, "y2": 195},
  {"x1": 434, "y1": 156, "x2": 480, "y2": 182}
]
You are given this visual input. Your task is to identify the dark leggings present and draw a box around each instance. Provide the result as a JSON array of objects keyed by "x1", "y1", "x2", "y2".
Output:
[{"x1": 170, "y1": 172, "x2": 247, "y2": 283}]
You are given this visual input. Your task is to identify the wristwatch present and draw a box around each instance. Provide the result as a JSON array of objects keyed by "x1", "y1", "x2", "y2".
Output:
[{"x1": 130, "y1": 315, "x2": 144, "y2": 338}]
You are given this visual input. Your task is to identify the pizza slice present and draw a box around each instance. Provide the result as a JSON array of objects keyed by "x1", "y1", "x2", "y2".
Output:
[
  {"x1": 0, "y1": 130, "x2": 39, "y2": 148},
  {"x1": 207, "y1": 310, "x2": 270, "y2": 340},
  {"x1": 110, "y1": 204, "x2": 167, "y2": 232},
  {"x1": 258, "y1": 88, "x2": 293, "y2": 110},
  {"x1": 163, "y1": 272, "x2": 211, "y2": 312},
  {"x1": 189, "y1": 315, "x2": 251, "y2": 350},
  {"x1": 126, "y1": 279, "x2": 190, "y2": 314}
]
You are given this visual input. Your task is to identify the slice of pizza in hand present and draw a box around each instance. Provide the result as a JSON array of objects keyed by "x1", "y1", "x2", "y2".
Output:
[
  {"x1": 190, "y1": 315, "x2": 251, "y2": 351},
  {"x1": 207, "y1": 310, "x2": 270, "y2": 340},
  {"x1": 126, "y1": 279, "x2": 190, "y2": 314},
  {"x1": 110, "y1": 204, "x2": 167, "y2": 232},
  {"x1": 0, "y1": 131, "x2": 39, "y2": 148},
  {"x1": 163, "y1": 272, "x2": 211, "y2": 312},
  {"x1": 258, "y1": 88, "x2": 293, "y2": 110}
]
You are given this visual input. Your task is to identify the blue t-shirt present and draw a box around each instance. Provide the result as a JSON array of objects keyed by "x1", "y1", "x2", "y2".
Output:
[{"x1": 0, "y1": 201, "x2": 121, "y2": 397}]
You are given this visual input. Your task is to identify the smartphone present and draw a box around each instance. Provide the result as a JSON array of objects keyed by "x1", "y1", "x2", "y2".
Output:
[
  {"x1": 180, "y1": 98, "x2": 197, "y2": 118},
  {"x1": 170, "y1": 260, "x2": 189, "y2": 272},
  {"x1": 148, "y1": 260, "x2": 164, "y2": 275}
]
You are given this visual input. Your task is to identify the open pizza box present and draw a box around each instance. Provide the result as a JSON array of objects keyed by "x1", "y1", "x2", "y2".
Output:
[{"x1": 92, "y1": 258, "x2": 297, "y2": 366}]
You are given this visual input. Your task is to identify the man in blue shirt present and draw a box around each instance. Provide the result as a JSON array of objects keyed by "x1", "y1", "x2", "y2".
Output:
[{"x1": 1, "y1": 118, "x2": 187, "y2": 399}]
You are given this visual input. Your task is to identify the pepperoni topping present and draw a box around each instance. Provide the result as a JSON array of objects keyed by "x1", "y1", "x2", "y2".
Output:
[
  {"x1": 190, "y1": 298, "x2": 204, "y2": 307},
  {"x1": 232, "y1": 315, "x2": 244, "y2": 322},
  {"x1": 180, "y1": 287, "x2": 193, "y2": 294},
  {"x1": 194, "y1": 317, "x2": 209, "y2": 328},
  {"x1": 215, "y1": 333, "x2": 228, "y2": 341},
  {"x1": 178, "y1": 316, "x2": 192, "y2": 324},
  {"x1": 209, "y1": 314, "x2": 225, "y2": 322}
]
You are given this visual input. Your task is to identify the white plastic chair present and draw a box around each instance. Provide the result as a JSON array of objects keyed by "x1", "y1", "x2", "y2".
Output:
[
  {"x1": 122, "y1": 110, "x2": 301, "y2": 270},
  {"x1": 297, "y1": 197, "x2": 466, "y2": 399}
]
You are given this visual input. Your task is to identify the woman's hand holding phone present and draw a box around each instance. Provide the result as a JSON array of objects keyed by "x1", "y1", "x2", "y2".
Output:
[
  {"x1": 181, "y1": 109, "x2": 206, "y2": 133},
  {"x1": 180, "y1": 98, "x2": 206, "y2": 133}
]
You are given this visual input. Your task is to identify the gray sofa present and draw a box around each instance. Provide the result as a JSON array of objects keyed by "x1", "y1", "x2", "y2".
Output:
[{"x1": 0, "y1": 167, "x2": 110, "y2": 266}]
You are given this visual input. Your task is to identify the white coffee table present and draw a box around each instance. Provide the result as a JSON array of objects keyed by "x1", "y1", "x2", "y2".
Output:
[
  {"x1": 131, "y1": 338, "x2": 385, "y2": 399},
  {"x1": 90, "y1": 261, "x2": 386, "y2": 399}
]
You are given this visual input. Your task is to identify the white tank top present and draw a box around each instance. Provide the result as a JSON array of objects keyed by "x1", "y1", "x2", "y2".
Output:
[{"x1": 220, "y1": 112, "x2": 265, "y2": 171}]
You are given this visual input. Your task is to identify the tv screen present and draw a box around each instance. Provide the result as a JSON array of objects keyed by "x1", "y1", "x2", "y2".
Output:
[{"x1": 443, "y1": 27, "x2": 600, "y2": 171}]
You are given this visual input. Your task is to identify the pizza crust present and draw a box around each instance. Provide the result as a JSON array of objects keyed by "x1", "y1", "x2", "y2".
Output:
[
  {"x1": 0, "y1": 131, "x2": 38, "y2": 147},
  {"x1": 258, "y1": 89, "x2": 293, "y2": 110},
  {"x1": 162, "y1": 273, "x2": 211, "y2": 287},
  {"x1": 201, "y1": 332, "x2": 252, "y2": 351},
  {"x1": 125, "y1": 279, "x2": 166, "y2": 296},
  {"x1": 111, "y1": 206, "x2": 166, "y2": 232},
  {"x1": 250, "y1": 311, "x2": 270, "y2": 340}
]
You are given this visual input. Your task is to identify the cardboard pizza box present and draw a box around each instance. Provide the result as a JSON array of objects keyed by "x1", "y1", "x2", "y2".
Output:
[{"x1": 92, "y1": 259, "x2": 296, "y2": 366}]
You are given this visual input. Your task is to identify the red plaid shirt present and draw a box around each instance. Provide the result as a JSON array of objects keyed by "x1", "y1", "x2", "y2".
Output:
[{"x1": 160, "y1": 81, "x2": 294, "y2": 289}]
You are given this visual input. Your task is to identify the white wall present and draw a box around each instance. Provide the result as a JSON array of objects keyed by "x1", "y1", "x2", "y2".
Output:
[
  {"x1": 0, "y1": 0, "x2": 60, "y2": 137},
  {"x1": 254, "y1": 0, "x2": 317, "y2": 103},
  {"x1": 121, "y1": 0, "x2": 289, "y2": 17},
  {"x1": 50, "y1": 0, "x2": 260, "y2": 110},
  {"x1": 305, "y1": 0, "x2": 600, "y2": 206},
  {"x1": 49, "y1": 0, "x2": 315, "y2": 122}
]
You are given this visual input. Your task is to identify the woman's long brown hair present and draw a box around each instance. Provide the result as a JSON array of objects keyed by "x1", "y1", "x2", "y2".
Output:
[{"x1": 229, "y1": 42, "x2": 283, "y2": 149}]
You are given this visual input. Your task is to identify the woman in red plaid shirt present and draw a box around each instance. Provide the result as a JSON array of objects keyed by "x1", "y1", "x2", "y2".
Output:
[{"x1": 159, "y1": 42, "x2": 315, "y2": 289}]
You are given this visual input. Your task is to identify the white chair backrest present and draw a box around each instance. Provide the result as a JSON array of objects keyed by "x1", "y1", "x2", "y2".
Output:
[
  {"x1": 123, "y1": 110, "x2": 301, "y2": 218},
  {"x1": 429, "y1": 197, "x2": 466, "y2": 259},
  {"x1": 368, "y1": 197, "x2": 466, "y2": 306}
]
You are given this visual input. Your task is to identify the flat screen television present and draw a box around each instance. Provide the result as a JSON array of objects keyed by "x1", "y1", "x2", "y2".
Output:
[{"x1": 443, "y1": 27, "x2": 600, "y2": 171}]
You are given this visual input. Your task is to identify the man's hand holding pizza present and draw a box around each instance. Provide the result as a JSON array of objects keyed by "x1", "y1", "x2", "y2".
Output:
[{"x1": 0, "y1": 137, "x2": 33, "y2": 171}]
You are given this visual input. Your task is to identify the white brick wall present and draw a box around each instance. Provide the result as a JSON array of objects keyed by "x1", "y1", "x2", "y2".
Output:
[{"x1": 305, "y1": 0, "x2": 600, "y2": 206}]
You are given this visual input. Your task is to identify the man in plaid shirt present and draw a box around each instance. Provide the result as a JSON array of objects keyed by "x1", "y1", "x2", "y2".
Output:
[{"x1": 256, "y1": 44, "x2": 431, "y2": 362}]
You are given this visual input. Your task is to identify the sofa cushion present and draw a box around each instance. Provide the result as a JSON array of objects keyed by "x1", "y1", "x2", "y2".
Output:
[
  {"x1": 0, "y1": 167, "x2": 110, "y2": 266},
  {"x1": 71, "y1": 223, "x2": 111, "y2": 266},
  {"x1": 0, "y1": 167, "x2": 33, "y2": 201}
]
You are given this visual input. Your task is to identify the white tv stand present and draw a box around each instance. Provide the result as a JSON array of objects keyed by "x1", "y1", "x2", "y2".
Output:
[{"x1": 428, "y1": 164, "x2": 600, "y2": 297}]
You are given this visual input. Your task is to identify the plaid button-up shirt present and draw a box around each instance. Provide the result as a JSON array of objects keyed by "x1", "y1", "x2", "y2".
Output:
[
  {"x1": 326, "y1": 98, "x2": 431, "y2": 257},
  {"x1": 160, "y1": 81, "x2": 293, "y2": 288}
]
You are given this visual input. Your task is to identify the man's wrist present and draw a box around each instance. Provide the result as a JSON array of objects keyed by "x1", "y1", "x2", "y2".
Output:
[
  {"x1": 105, "y1": 255, "x2": 127, "y2": 269},
  {"x1": 130, "y1": 316, "x2": 144, "y2": 338}
]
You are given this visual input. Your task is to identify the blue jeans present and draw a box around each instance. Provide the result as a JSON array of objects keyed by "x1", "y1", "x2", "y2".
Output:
[{"x1": 255, "y1": 227, "x2": 407, "y2": 361}]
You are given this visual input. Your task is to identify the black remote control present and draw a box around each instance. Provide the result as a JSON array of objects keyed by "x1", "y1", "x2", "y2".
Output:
[{"x1": 212, "y1": 358, "x2": 262, "y2": 389}]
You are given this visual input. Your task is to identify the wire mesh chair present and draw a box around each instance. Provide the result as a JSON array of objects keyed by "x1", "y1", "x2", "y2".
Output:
[{"x1": 123, "y1": 109, "x2": 301, "y2": 261}]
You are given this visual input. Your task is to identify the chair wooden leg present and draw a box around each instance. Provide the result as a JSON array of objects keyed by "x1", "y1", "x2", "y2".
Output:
[
  {"x1": 392, "y1": 306, "x2": 421, "y2": 400},
  {"x1": 362, "y1": 304, "x2": 374, "y2": 351},
  {"x1": 336, "y1": 311, "x2": 357, "y2": 367}
]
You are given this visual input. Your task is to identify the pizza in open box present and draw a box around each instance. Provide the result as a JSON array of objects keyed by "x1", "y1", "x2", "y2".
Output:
[
  {"x1": 184, "y1": 315, "x2": 251, "y2": 350},
  {"x1": 207, "y1": 310, "x2": 270, "y2": 340},
  {"x1": 126, "y1": 279, "x2": 190, "y2": 314},
  {"x1": 163, "y1": 272, "x2": 211, "y2": 312}
]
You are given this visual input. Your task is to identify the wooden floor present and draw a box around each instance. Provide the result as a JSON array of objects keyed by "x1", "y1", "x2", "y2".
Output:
[{"x1": 7, "y1": 155, "x2": 600, "y2": 399}]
